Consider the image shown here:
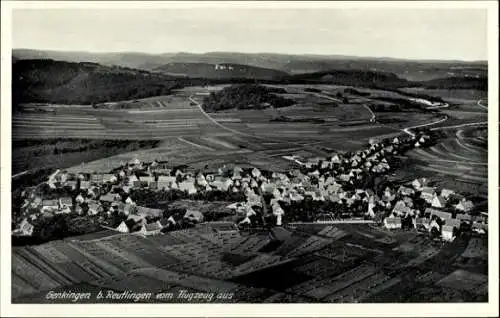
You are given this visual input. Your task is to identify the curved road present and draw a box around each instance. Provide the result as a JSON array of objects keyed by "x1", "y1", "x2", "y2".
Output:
[
  {"x1": 189, "y1": 95, "x2": 331, "y2": 156},
  {"x1": 477, "y1": 99, "x2": 488, "y2": 111},
  {"x1": 402, "y1": 115, "x2": 449, "y2": 137}
]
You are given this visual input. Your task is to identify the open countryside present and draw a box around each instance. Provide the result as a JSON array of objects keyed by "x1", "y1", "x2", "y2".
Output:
[{"x1": 10, "y1": 8, "x2": 490, "y2": 304}]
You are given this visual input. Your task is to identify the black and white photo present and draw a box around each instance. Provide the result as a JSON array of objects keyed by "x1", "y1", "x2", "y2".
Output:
[{"x1": 1, "y1": 1, "x2": 498, "y2": 317}]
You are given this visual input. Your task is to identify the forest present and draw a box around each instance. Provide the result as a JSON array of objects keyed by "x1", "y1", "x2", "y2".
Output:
[{"x1": 202, "y1": 84, "x2": 296, "y2": 112}]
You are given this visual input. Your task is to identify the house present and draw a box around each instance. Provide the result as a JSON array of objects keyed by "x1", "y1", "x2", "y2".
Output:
[
  {"x1": 138, "y1": 221, "x2": 163, "y2": 236},
  {"x1": 412, "y1": 178, "x2": 428, "y2": 190},
  {"x1": 103, "y1": 174, "x2": 118, "y2": 183},
  {"x1": 445, "y1": 218, "x2": 461, "y2": 230},
  {"x1": 140, "y1": 176, "x2": 155, "y2": 184},
  {"x1": 91, "y1": 174, "x2": 104, "y2": 184},
  {"x1": 160, "y1": 216, "x2": 177, "y2": 229},
  {"x1": 420, "y1": 187, "x2": 436, "y2": 203},
  {"x1": 455, "y1": 199, "x2": 474, "y2": 212},
  {"x1": 441, "y1": 225, "x2": 456, "y2": 241},
  {"x1": 456, "y1": 213, "x2": 472, "y2": 223},
  {"x1": 66, "y1": 180, "x2": 78, "y2": 190},
  {"x1": 211, "y1": 178, "x2": 233, "y2": 192},
  {"x1": 87, "y1": 201, "x2": 102, "y2": 215},
  {"x1": 80, "y1": 181, "x2": 90, "y2": 190},
  {"x1": 99, "y1": 193, "x2": 116, "y2": 204},
  {"x1": 472, "y1": 222, "x2": 487, "y2": 234},
  {"x1": 383, "y1": 217, "x2": 402, "y2": 230},
  {"x1": 133, "y1": 180, "x2": 149, "y2": 188},
  {"x1": 392, "y1": 200, "x2": 407, "y2": 215},
  {"x1": 184, "y1": 210, "x2": 204, "y2": 223},
  {"x1": 75, "y1": 194, "x2": 85, "y2": 204},
  {"x1": 59, "y1": 197, "x2": 72, "y2": 209},
  {"x1": 115, "y1": 220, "x2": 130, "y2": 233},
  {"x1": 178, "y1": 180, "x2": 197, "y2": 195},
  {"x1": 128, "y1": 175, "x2": 139, "y2": 187},
  {"x1": 426, "y1": 208, "x2": 452, "y2": 220},
  {"x1": 431, "y1": 195, "x2": 447, "y2": 209},
  {"x1": 251, "y1": 168, "x2": 262, "y2": 179},
  {"x1": 16, "y1": 218, "x2": 35, "y2": 236},
  {"x1": 124, "y1": 218, "x2": 142, "y2": 233},
  {"x1": 440, "y1": 188, "x2": 455, "y2": 199},
  {"x1": 41, "y1": 199, "x2": 59, "y2": 212},
  {"x1": 136, "y1": 206, "x2": 163, "y2": 218},
  {"x1": 398, "y1": 186, "x2": 415, "y2": 196},
  {"x1": 196, "y1": 174, "x2": 208, "y2": 186},
  {"x1": 125, "y1": 196, "x2": 135, "y2": 205},
  {"x1": 403, "y1": 197, "x2": 414, "y2": 207},
  {"x1": 415, "y1": 218, "x2": 431, "y2": 231}
]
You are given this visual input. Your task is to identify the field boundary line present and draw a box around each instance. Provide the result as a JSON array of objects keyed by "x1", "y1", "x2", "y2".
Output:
[{"x1": 177, "y1": 137, "x2": 216, "y2": 151}]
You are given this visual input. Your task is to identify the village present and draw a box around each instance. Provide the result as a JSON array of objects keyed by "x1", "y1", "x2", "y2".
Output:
[{"x1": 12, "y1": 130, "x2": 488, "y2": 244}]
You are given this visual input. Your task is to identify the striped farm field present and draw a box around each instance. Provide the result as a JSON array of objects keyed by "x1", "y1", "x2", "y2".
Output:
[{"x1": 406, "y1": 126, "x2": 487, "y2": 196}]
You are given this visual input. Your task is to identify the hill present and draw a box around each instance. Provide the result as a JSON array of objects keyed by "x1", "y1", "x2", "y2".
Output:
[
  {"x1": 417, "y1": 76, "x2": 487, "y2": 91},
  {"x1": 12, "y1": 59, "x2": 185, "y2": 106},
  {"x1": 153, "y1": 62, "x2": 288, "y2": 80},
  {"x1": 284, "y1": 69, "x2": 411, "y2": 88},
  {"x1": 13, "y1": 49, "x2": 487, "y2": 81}
]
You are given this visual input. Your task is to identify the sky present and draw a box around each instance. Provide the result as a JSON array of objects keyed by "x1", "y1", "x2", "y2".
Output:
[{"x1": 12, "y1": 8, "x2": 488, "y2": 61}]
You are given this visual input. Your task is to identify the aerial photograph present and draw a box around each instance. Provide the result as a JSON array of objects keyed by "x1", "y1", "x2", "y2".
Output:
[{"x1": 8, "y1": 4, "x2": 490, "y2": 305}]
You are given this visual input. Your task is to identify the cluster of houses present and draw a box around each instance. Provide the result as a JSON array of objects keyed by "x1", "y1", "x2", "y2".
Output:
[
  {"x1": 381, "y1": 177, "x2": 487, "y2": 241},
  {"x1": 12, "y1": 131, "x2": 487, "y2": 242}
]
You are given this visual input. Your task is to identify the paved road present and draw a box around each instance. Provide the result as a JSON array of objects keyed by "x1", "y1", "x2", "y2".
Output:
[
  {"x1": 402, "y1": 115, "x2": 449, "y2": 137},
  {"x1": 188, "y1": 95, "x2": 330, "y2": 157},
  {"x1": 12, "y1": 170, "x2": 28, "y2": 178},
  {"x1": 477, "y1": 99, "x2": 488, "y2": 111}
]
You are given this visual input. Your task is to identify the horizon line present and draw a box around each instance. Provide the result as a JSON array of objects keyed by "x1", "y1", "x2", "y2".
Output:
[{"x1": 12, "y1": 47, "x2": 488, "y2": 64}]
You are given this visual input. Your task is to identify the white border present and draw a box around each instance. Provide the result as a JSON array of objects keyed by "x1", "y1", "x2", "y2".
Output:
[{"x1": 1, "y1": 1, "x2": 498, "y2": 317}]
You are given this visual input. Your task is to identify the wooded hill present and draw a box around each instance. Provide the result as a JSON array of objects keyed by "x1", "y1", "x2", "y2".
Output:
[{"x1": 12, "y1": 59, "x2": 185, "y2": 106}]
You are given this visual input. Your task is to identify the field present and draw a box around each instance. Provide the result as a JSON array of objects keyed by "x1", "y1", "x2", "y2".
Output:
[
  {"x1": 14, "y1": 84, "x2": 427, "y2": 174},
  {"x1": 11, "y1": 82, "x2": 489, "y2": 303},
  {"x1": 12, "y1": 223, "x2": 486, "y2": 303}
]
